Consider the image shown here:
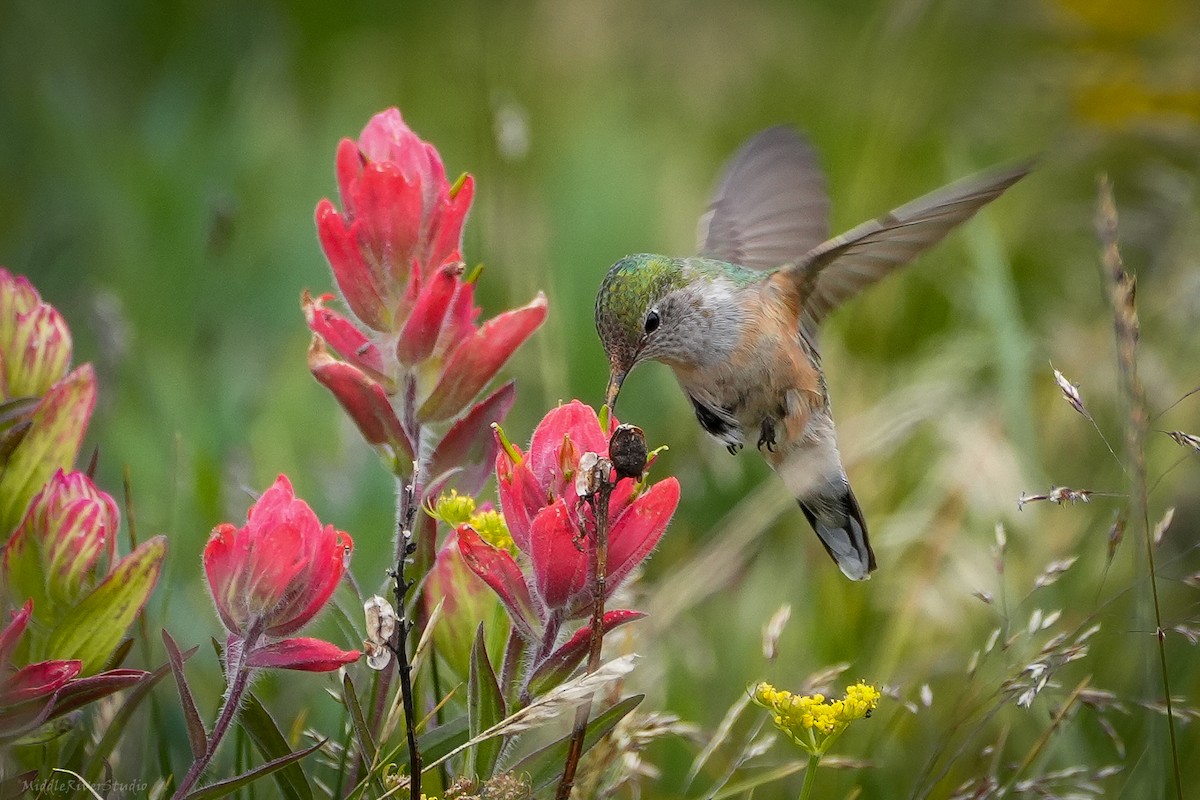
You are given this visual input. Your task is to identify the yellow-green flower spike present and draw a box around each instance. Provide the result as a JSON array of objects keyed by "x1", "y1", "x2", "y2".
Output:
[
  {"x1": 429, "y1": 489, "x2": 477, "y2": 526},
  {"x1": 469, "y1": 509, "x2": 514, "y2": 551}
]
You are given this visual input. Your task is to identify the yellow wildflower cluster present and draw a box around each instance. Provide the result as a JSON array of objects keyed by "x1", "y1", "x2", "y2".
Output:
[
  {"x1": 468, "y1": 508, "x2": 513, "y2": 550},
  {"x1": 430, "y1": 489, "x2": 477, "y2": 525},
  {"x1": 429, "y1": 490, "x2": 514, "y2": 551},
  {"x1": 753, "y1": 681, "x2": 880, "y2": 754}
]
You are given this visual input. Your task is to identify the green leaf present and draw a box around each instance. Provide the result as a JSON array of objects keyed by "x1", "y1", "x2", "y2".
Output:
[
  {"x1": 85, "y1": 650, "x2": 189, "y2": 785},
  {"x1": 467, "y1": 624, "x2": 506, "y2": 780},
  {"x1": 183, "y1": 739, "x2": 325, "y2": 800},
  {"x1": 0, "y1": 365, "x2": 95, "y2": 533},
  {"x1": 417, "y1": 715, "x2": 470, "y2": 765},
  {"x1": 101, "y1": 637, "x2": 135, "y2": 671},
  {"x1": 508, "y1": 693, "x2": 643, "y2": 792},
  {"x1": 46, "y1": 536, "x2": 166, "y2": 674},
  {"x1": 342, "y1": 672, "x2": 377, "y2": 765},
  {"x1": 163, "y1": 629, "x2": 206, "y2": 759},
  {"x1": 240, "y1": 691, "x2": 314, "y2": 800},
  {"x1": 711, "y1": 760, "x2": 808, "y2": 799}
]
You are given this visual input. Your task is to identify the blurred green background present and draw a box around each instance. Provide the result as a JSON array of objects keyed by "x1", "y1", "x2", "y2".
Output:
[{"x1": 3, "y1": 0, "x2": 1200, "y2": 796}]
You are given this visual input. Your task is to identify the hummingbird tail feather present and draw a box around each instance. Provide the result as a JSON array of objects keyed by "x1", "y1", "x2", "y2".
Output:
[{"x1": 798, "y1": 486, "x2": 876, "y2": 581}]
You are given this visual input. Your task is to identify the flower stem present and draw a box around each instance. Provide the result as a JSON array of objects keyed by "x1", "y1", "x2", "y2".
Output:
[
  {"x1": 798, "y1": 752, "x2": 821, "y2": 800},
  {"x1": 171, "y1": 628, "x2": 259, "y2": 799},
  {"x1": 390, "y1": 466, "x2": 423, "y2": 799},
  {"x1": 556, "y1": 473, "x2": 613, "y2": 800}
]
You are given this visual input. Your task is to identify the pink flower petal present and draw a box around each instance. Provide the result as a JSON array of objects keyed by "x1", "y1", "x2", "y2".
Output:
[
  {"x1": 334, "y1": 138, "x2": 366, "y2": 217},
  {"x1": 0, "y1": 600, "x2": 33, "y2": 667},
  {"x1": 301, "y1": 291, "x2": 387, "y2": 381},
  {"x1": 605, "y1": 478, "x2": 680, "y2": 596},
  {"x1": 357, "y1": 109, "x2": 443, "y2": 190},
  {"x1": 0, "y1": 659, "x2": 81, "y2": 705},
  {"x1": 203, "y1": 523, "x2": 245, "y2": 634},
  {"x1": 316, "y1": 198, "x2": 391, "y2": 332},
  {"x1": 245, "y1": 638, "x2": 361, "y2": 672},
  {"x1": 348, "y1": 162, "x2": 424, "y2": 291},
  {"x1": 417, "y1": 293, "x2": 548, "y2": 423},
  {"x1": 527, "y1": 401, "x2": 612, "y2": 497},
  {"x1": 308, "y1": 339, "x2": 414, "y2": 462},
  {"x1": 528, "y1": 499, "x2": 588, "y2": 616},
  {"x1": 495, "y1": 447, "x2": 542, "y2": 554},
  {"x1": 456, "y1": 525, "x2": 539, "y2": 640},
  {"x1": 396, "y1": 258, "x2": 464, "y2": 366},
  {"x1": 436, "y1": 279, "x2": 482, "y2": 358},
  {"x1": 425, "y1": 175, "x2": 474, "y2": 270}
]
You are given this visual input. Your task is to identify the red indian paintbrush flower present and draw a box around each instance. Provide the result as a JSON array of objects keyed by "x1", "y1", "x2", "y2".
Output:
[
  {"x1": 1, "y1": 469, "x2": 119, "y2": 615},
  {"x1": 459, "y1": 401, "x2": 680, "y2": 632},
  {"x1": 305, "y1": 108, "x2": 547, "y2": 470},
  {"x1": 203, "y1": 475, "x2": 360, "y2": 671},
  {"x1": 0, "y1": 268, "x2": 96, "y2": 533},
  {"x1": 0, "y1": 268, "x2": 71, "y2": 401},
  {"x1": 0, "y1": 601, "x2": 80, "y2": 706},
  {"x1": 0, "y1": 600, "x2": 147, "y2": 744}
]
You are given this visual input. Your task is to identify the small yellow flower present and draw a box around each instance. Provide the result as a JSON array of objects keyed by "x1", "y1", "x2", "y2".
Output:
[
  {"x1": 752, "y1": 681, "x2": 880, "y2": 755},
  {"x1": 429, "y1": 489, "x2": 477, "y2": 526},
  {"x1": 468, "y1": 508, "x2": 513, "y2": 551}
]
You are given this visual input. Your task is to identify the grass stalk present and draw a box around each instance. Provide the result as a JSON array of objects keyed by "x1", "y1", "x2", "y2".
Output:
[{"x1": 1096, "y1": 176, "x2": 1183, "y2": 800}]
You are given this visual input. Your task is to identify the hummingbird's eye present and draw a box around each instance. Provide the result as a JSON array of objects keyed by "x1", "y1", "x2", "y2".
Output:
[{"x1": 644, "y1": 309, "x2": 661, "y2": 334}]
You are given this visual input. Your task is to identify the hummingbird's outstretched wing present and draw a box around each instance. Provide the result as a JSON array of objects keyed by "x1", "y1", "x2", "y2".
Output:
[
  {"x1": 697, "y1": 126, "x2": 829, "y2": 271},
  {"x1": 785, "y1": 160, "x2": 1034, "y2": 336}
]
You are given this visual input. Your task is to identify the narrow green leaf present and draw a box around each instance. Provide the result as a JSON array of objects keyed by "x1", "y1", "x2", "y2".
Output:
[
  {"x1": 417, "y1": 715, "x2": 470, "y2": 765},
  {"x1": 101, "y1": 637, "x2": 135, "y2": 671},
  {"x1": 508, "y1": 694, "x2": 643, "y2": 792},
  {"x1": 467, "y1": 624, "x2": 506, "y2": 780},
  {"x1": 85, "y1": 651, "x2": 189, "y2": 785},
  {"x1": 0, "y1": 365, "x2": 95, "y2": 532},
  {"x1": 711, "y1": 760, "x2": 807, "y2": 799},
  {"x1": 46, "y1": 536, "x2": 166, "y2": 674},
  {"x1": 342, "y1": 672, "x2": 377, "y2": 765},
  {"x1": 162, "y1": 629, "x2": 207, "y2": 758},
  {"x1": 240, "y1": 692, "x2": 313, "y2": 800},
  {"x1": 183, "y1": 739, "x2": 325, "y2": 800}
]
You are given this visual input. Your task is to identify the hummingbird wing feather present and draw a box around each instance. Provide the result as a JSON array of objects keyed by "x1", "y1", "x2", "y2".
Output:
[
  {"x1": 787, "y1": 160, "x2": 1033, "y2": 335},
  {"x1": 697, "y1": 126, "x2": 830, "y2": 271}
]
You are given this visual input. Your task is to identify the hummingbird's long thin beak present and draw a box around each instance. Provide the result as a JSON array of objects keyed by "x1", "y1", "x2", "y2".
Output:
[{"x1": 606, "y1": 367, "x2": 627, "y2": 413}]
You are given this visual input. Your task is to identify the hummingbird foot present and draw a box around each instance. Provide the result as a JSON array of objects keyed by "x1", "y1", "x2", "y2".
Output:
[
  {"x1": 726, "y1": 442, "x2": 743, "y2": 456},
  {"x1": 757, "y1": 418, "x2": 778, "y2": 452}
]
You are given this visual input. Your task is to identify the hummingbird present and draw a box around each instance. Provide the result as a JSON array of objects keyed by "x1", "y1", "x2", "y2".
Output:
[{"x1": 595, "y1": 127, "x2": 1031, "y2": 580}]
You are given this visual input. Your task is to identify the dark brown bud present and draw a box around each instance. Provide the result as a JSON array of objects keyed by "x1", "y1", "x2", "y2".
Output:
[{"x1": 609, "y1": 423, "x2": 648, "y2": 480}]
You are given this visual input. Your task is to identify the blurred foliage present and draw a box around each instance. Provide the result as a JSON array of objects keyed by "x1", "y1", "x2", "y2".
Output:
[{"x1": 2, "y1": 0, "x2": 1200, "y2": 796}]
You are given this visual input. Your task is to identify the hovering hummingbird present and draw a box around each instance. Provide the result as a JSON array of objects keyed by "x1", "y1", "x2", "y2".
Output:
[{"x1": 595, "y1": 127, "x2": 1031, "y2": 580}]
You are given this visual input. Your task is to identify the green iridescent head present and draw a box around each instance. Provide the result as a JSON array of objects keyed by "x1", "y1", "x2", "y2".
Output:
[{"x1": 594, "y1": 254, "x2": 688, "y2": 409}]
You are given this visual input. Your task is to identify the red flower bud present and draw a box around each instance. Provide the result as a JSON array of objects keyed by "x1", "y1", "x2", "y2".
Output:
[
  {"x1": 1, "y1": 469, "x2": 119, "y2": 614},
  {"x1": 203, "y1": 475, "x2": 352, "y2": 639}
]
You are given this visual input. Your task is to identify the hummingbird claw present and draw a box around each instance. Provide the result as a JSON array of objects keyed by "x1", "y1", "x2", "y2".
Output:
[
  {"x1": 758, "y1": 418, "x2": 778, "y2": 452},
  {"x1": 726, "y1": 442, "x2": 743, "y2": 456}
]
